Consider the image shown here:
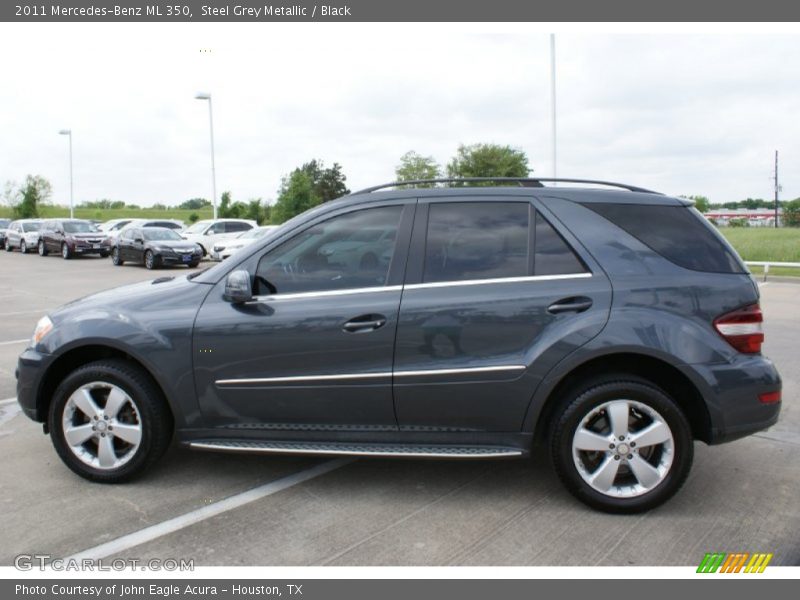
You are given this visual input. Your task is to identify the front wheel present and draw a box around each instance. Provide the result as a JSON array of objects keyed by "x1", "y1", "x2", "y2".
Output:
[
  {"x1": 20, "y1": 240, "x2": 28, "y2": 254},
  {"x1": 38, "y1": 240, "x2": 48, "y2": 256},
  {"x1": 111, "y1": 247, "x2": 124, "y2": 266},
  {"x1": 61, "y1": 243, "x2": 71, "y2": 260},
  {"x1": 48, "y1": 359, "x2": 173, "y2": 483},
  {"x1": 550, "y1": 376, "x2": 693, "y2": 514},
  {"x1": 144, "y1": 250, "x2": 158, "y2": 270}
]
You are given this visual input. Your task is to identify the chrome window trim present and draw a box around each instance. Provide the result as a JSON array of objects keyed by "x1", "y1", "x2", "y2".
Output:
[
  {"x1": 248, "y1": 272, "x2": 591, "y2": 302},
  {"x1": 250, "y1": 285, "x2": 403, "y2": 302},
  {"x1": 405, "y1": 272, "x2": 592, "y2": 291},
  {"x1": 216, "y1": 365, "x2": 526, "y2": 387}
]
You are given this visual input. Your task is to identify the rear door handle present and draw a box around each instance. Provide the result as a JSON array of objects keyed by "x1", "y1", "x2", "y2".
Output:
[
  {"x1": 547, "y1": 297, "x2": 593, "y2": 314},
  {"x1": 343, "y1": 314, "x2": 387, "y2": 333}
]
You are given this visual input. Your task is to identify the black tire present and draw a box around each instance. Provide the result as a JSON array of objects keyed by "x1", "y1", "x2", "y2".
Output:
[
  {"x1": 144, "y1": 250, "x2": 158, "y2": 270},
  {"x1": 61, "y1": 242, "x2": 71, "y2": 260},
  {"x1": 187, "y1": 260, "x2": 200, "y2": 268},
  {"x1": 20, "y1": 240, "x2": 28, "y2": 254},
  {"x1": 111, "y1": 247, "x2": 124, "y2": 266},
  {"x1": 549, "y1": 375, "x2": 693, "y2": 514},
  {"x1": 48, "y1": 359, "x2": 173, "y2": 483},
  {"x1": 99, "y1": 251, "x2": 109, "y2": 258},
  {"x1": 38, "y1": 240, "x2": 48, "y2": 256},
  {"x1": 197, "y1": 244, "x2": 207, "y2": 257},
  {"x1": 4, "y1": 242, "x2": 12, "y2": 252}
]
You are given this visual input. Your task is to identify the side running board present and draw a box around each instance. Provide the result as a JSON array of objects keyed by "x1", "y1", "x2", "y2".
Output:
[{"x1": 188, "y1": 440, "x2": 523, "y2": 459}]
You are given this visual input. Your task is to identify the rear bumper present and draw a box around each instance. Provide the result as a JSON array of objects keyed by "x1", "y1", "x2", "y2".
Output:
[
  {"x1": 689, "y1": 354, "x2": 782, "y2": 444},
  {"x1": 16, "y1": 348, "x2": 53, "y2": 422}
]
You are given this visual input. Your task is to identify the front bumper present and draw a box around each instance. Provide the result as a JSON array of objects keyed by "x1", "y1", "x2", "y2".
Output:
[
  {"x1": 157, "y1": 251, "x2": 202, "y2": 265},
  {"x1": 692, "y1": 354, "x2": 782, "y2": 444},
  {"x1": 16, "y1": 347, "x2": 53, "y2": 422}
]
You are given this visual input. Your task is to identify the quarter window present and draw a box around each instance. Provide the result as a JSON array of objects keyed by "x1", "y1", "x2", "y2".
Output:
[
  {"x1": 256, "y1": 206, "x2": 403, "y2": 295},
  {"x1": 534, "y1": 211, "x2": 587, "y2": 275},
  {"x1": 423, "y1": 202, "x2": 529, "y2": 283}
]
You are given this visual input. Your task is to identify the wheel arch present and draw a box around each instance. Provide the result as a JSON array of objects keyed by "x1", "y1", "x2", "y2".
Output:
[
  {"x1": 529, "y1": 352, "x2": 713, "y2": 446},
  {"x1": 36, "y1": 344, "x2": 176, "y2": 429}
]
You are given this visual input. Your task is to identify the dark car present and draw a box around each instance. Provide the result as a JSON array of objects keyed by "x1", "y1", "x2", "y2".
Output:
[
  {"x1": 112, "y1": 226, "x2": 202, "y2": 269},
  {"x1": 38, "y1": 219, "x2": 108, "y2": 259},
  {"x1": 16, "y1": 178, "x2": 782, "y2": 513}
]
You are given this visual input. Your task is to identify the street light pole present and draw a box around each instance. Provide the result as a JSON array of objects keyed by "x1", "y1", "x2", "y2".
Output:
[
  {"x1": 550, "y1": 34, "x2": 557, "y2": 182},
  {"x1": 58, "y1": 129, "x2": 74, "y2": 218},
  {"x1": 195, "y1": 93, "x2": 218, "y2": 220}
]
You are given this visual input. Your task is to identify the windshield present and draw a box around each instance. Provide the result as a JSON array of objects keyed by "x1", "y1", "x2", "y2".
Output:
[
  {"x1": 184, "y1": 222, "x2": 210, "y2": 234},
  {"x1": 63, "y1": 221, "x2": 98, "y2": 233},
  {"x1": 143, "y1": 228, "x2": 182, "y2": 241},
  {"x1": 23, "y1": 222, "x2": 41, "y2": 232}
]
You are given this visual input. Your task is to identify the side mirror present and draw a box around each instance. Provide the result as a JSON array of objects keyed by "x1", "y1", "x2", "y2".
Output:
[
  {"x1": 223, "y1": 270, "x2": 253, "y2": 304},
  {"x1": 135, "y1": 238, "x2": 144, "y2": 244}
]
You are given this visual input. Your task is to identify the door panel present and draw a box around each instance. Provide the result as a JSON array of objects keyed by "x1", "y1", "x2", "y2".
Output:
[
  {"x1": 193, "y1": 201, "x2": 415, "y2": 429},
  {"x1": 392, "y1": 197, "x2": 612, "y2": 432}
]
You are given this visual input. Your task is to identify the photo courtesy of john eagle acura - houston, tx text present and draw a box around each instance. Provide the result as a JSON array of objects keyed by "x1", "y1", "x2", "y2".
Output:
[{"x1": 16, "y1": 178, "x2": 782, "y2": 514}]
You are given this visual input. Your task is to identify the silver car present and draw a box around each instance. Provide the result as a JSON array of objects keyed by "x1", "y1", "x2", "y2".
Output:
[{"x1": 4, "y1": 219, "x2": 42, "y2": 254}]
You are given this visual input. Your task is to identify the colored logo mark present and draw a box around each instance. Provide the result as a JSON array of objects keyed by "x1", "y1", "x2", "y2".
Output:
[{"x1": 697, "y1": 552, "x2": 773, "y2": 573}]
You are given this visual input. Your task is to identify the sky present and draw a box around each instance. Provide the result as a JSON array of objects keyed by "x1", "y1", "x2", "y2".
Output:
[{"x1": 0, "y1": 24, "x2": 797, "y2": 208}]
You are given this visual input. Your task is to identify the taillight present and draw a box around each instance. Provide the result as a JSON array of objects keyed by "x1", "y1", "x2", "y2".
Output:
[{"x1": 714, "y1": 304, "x2": 764, "y2": 354}]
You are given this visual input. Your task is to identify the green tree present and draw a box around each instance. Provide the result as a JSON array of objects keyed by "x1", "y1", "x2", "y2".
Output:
[
  {"x1": 395, "y1": 151, "x2": 441, "y2": 185},
  {"x1": 180, "y1": 198, "x2": 211, "y2": 210},
  {"x1": 10, "y1": 175, "x2": 52, "y2": 218},
  {"x1": 188, "y1": 212, "x2": 200, "y2": 224},
  {"x1": 271, "y1": 170, "x2": 320, "y2": 224},
  {"x1": 681, "y1": 195, "x2": 710, "y2": 213},
  {"x1": 245, "y1": 198, "x2": 270, "y2": 224},
  {"x1": 446, "y1": 143, "x2": 530, "y2": 182},
  {"x1": 783, "y1": 199, "x2": 800, "y2": 227},
  {"x1": 297, "y1": 159, "x2": 349, "y2": 202}
]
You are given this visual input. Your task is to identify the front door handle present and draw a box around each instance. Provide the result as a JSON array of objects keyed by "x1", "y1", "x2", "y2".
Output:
[
  {"x1": 343, "y1": 314, "x2": 387, "y2": 333},
  {"x1": 547, "y1": 297, "x2": 593, "y2": 314}
]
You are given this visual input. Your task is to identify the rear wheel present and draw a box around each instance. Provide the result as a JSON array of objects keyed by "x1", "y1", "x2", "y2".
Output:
[
  {"x1": 38, "y1": 240, "x2": 48, "y2": 256},
  {"x1": 20, "y1": 240, "x2": 28, "y2": 254},
  {"x1": 549, "y1": 376, "x2": 693, "y2": 513},
  {"x1": 61, "y1": 243, "x2": 71, "y2": 260},
  {"x1": 48, "y1": 360, "x2": 173, "y2": 483}
]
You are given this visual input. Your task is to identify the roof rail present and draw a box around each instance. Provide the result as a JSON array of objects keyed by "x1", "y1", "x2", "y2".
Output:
[{"x1": 351, "y1": 177, "x2": 660, "y2": 195}]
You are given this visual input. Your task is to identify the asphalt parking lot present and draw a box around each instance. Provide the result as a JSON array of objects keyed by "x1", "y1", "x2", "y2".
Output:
[{"x1": 0, "y1": 249, "x2": 798, "y2": 567}]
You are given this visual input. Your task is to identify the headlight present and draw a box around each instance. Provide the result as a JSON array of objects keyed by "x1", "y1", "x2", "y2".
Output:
[{"x1": 32, "y1": 315, "x2": 53, "y2": 346}]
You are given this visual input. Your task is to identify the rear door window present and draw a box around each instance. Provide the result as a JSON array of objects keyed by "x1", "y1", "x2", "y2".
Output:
[{"x1": 423, "y1": 202, "x2": 529, "y2": 283}]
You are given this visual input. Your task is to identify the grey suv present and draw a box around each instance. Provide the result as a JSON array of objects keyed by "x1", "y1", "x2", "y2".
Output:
[{"x1": 16, "y1": 178, "x2": 782, "y2": 513}]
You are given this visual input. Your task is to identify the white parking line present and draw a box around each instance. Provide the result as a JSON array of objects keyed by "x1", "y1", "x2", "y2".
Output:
[
  {"x1": 67, "y1": 457, "x2": 354, "y2": 560},
  {"x1": 0, "y1": 339, "x2": 28, "y2": 346}
]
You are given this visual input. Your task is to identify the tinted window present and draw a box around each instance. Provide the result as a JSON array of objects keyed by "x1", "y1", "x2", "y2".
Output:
[
  {"x1": 63, "y1": 221, "x2": 97, "y2": 234},
  {"x1": 256, "y1": 206, "x2": 403, "y2": 295},
  {"x1": 584, "y1": 203, "x2": 744, "y2": 273},
  {"x1": 534, "y1": 211, "x2": 587, "y2": 275},
  {"x1": 226, "y1": 222, "x2": 251, "y2": 233},
  {"x1": 143, "y1": 228, "x2": 181, "y2": 241},
  {"x1": 423, "y1": 202, "x2": 528, "y2": 283}
]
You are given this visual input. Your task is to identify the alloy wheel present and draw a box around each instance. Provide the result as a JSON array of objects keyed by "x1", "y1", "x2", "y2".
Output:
[
  {"x1": 61, "y1": 382, "x2": 143, "y2": 470},
  {"x1": 571, "y1": 399, "x2": 674, "y2": 498}
]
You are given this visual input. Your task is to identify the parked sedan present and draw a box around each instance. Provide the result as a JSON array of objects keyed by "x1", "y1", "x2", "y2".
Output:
[
  {"x1": 0, "y1": 218, "x2": 11, "y2": 249},
  {"x1": 4, "y1": 219, "x2": 42, "y2": 253},
  {"x1": 210, "y1": 225, "x2": 279, "y2": 260},
  {"x1": 38, "y1": 219, "x2": 109, "y2": 259},
  {"x1": 112, "y1": 226, "x2": 202, "y2": 269},
  {"x1": 180, "y1": 218, "x2": 256, "y2": 256}
]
